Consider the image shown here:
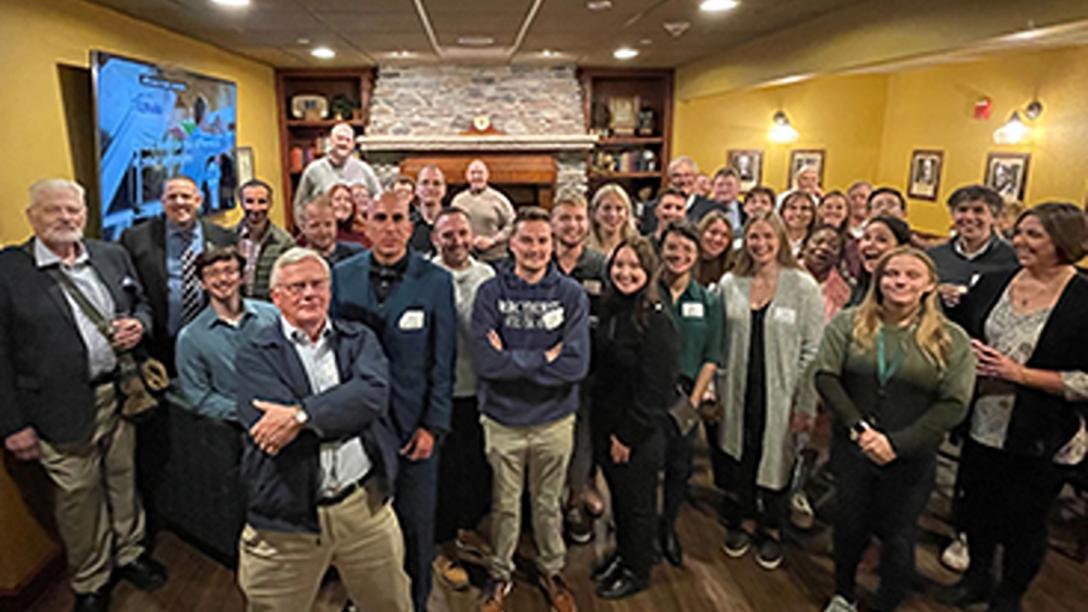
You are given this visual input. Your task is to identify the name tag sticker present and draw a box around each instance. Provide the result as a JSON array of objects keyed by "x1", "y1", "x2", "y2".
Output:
[
  {"x1": 399, "y1": 310, "x2": 425, "y2": 330},
  {"x1": 681, "y1": 302, "x2": 705, "y2": 319},
  {"x1": 773, "y1": 306, "x2": 797, "y2": 325},
  {"x1": 541, "y1": 307, "x2": 565, "y2": 331},
  {"x1": 582, "y1": 279, "x2": 603, "y2": 296}
]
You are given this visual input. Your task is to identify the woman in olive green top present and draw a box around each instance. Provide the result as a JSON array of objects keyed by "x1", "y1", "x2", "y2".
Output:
[{"x1": 814, "y1": 247, "x2": 976, "y2": 612}]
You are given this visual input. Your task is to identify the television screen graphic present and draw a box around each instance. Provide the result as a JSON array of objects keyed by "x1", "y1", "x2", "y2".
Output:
[{"x1": 92, "y1": 51, "x2": 237, "y2": 240}]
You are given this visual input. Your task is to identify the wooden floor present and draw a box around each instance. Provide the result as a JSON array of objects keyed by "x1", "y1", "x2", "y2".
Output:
[{"x1": 27, "y1": 461, "x2": 1088, "y2": 612}]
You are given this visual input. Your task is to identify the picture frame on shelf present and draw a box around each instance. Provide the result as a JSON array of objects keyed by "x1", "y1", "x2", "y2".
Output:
[
  {"x1": 907, "y1": 149, "x2": 943, "y2": 201},
  {"x1": 726, "y1": 149, "x2": 763, "y2": 192},
  {"x1": 984, "y1": 152, "x2": 1030, "y2": 203},
  {"x1": 788, "y1": 149, "x2": 825, "y2": 191},
  {"x1": 235, "y1": 146, "x2": 254, "y2": 184}
]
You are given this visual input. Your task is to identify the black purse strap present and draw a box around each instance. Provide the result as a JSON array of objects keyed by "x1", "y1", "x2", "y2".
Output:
[{"x1": 24, "y1": 241, "x2": 116, "y2": 347}]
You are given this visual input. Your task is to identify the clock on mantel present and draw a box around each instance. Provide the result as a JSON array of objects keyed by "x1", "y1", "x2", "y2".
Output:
[{"x1": 462, "y1": 114, "x2": 503, "y2": 135}]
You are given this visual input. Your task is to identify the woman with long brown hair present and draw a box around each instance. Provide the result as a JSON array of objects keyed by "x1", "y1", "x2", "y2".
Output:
[
  {"x1": 694, "y1": 210, "x2": 735, "y2": 287},
  {"x1": 938, "y1": 203, "x2": 1088, "y2": 612},
  {"x1": 814, "y1": 247, "x2": 976, "y2": 612}
]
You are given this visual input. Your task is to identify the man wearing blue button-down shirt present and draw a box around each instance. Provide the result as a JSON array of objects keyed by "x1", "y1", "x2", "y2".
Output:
[{"x1": 176, "y1": 246, "x2": 278, "y2": 421}]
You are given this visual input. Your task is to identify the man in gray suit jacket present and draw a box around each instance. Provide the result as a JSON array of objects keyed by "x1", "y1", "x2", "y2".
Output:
[
  {"x1": 120, "y1": 176, "x2": 237, "y2": 369},
  {"x1": 0, "y1": 179, "x2": 166, "y2": 612}
]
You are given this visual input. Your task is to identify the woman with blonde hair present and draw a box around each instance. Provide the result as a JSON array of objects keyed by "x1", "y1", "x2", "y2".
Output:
[
  {"x1": 814, "y1": 247, "x2": 976, "y2": 612},
  {"x1": 587, "y1": 183, "x2": 638, "y2": 256},
  {"x1": 714, "y1": 211, "x2": 824, "y2": 570}
]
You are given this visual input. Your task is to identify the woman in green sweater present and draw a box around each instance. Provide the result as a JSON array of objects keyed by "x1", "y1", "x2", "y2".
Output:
[{"x1": 813, "y1": 247, "x2": 976, "y2": 612}]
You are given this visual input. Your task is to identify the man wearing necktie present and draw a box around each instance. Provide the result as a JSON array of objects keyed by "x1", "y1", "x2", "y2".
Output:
[{"x1": 120, "y1": 176, "x2": 237, "y2": 371}]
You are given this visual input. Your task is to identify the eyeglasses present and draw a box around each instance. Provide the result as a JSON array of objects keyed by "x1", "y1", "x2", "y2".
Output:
[{"x1": 278, "y1": 278, "x2": 329, "y2": 295}]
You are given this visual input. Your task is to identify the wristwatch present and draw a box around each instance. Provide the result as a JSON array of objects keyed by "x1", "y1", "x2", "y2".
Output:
[
  {"x1": 294, "y1": 407, "x2": 309, "y2": 426},
  {"x1": 850, "y1": 420, "x2": 871, "y2": 442}
]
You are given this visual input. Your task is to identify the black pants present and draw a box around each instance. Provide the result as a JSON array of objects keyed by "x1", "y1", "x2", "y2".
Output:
[
  {"x1": 719, "y1": 452, "x2": 787, "y2": 532},
  {"x1": 958, "y1": 438, "x2": 1068, "y2": 606},
  {"x1": 703, "y1": 419, "x2": 733, "y2": 494},
  {"x1": 600, "y1": 428, "x2": 665, "y2": 580},
  {"x1": 662, "y1": 422, "x2": 695, "y2": 528},
  {"x1": 435, "y1": 396, "x2": 492, "y2": 544},
  {"x1": 831, "y1": 433, "x2": 935, "y2": 611}
]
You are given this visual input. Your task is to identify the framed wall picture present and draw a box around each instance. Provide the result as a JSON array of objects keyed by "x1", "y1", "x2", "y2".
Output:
[
  {"x1": 726, "y1": 149, "x2": 763, "y2": 192},
  {"x1": 235, "y1": 146, "x2": 255, "y2": 184},
  {"x1": 984, "y1": 152, "x2": 1030, "y2": 203},
  {"x1": 907, "y1": 149, "x2": 943, "y2": 201},
  {"x1": 788, "y1": 149, "x2": 825, "y2": 190}
]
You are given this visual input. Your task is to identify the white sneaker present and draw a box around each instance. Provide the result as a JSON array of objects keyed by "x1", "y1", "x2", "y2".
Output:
[
  {"x1": 940, "y1": 533, "x2": 970, "y2": 573},
  {"x1": 790, "y1": 491, "x2": 816, "y2": 530},
  {"x1": 823, "y1": 594, "x2": 857, "y2": 612}
]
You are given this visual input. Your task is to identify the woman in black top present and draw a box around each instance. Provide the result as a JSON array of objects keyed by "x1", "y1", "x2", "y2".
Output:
[
  {"x1": 938, "y1": 203, "x2": 1088, "y2": 612},
  {"x1": 590, "y1": 236, "x2": 680, "y2": 599},
  {"x1": 847, "y1": 215, "x2": 912, "y2": 306}
]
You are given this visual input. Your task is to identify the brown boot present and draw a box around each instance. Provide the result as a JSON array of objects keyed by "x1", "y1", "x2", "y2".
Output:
[{"x1": 541, "y1": 573, "x2": 577, "y2": 612}]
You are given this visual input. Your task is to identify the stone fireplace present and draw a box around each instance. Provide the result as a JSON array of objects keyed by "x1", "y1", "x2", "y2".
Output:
[{"x1": 358, "y1": 64, "x2": 594, "y2": 207}]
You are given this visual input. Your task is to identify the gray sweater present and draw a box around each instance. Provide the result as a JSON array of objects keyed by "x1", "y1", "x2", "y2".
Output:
[{"x1": 433, "y1": 256, "x2": 495, "y2": 398}]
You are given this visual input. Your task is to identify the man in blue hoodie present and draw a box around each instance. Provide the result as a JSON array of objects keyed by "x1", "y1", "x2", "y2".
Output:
[
  {"x1": 471, "y1": 207, "x2": 590, "y2": 612},
  {"x1": 331, "y1": 192, "x2": 456, "y2": 612}
]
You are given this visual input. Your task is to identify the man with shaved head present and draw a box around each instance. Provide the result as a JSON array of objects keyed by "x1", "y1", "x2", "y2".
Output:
[
  {"x1": 292, "y1": 121, "x2": 382, "y2": 218},
  {"x1": 450, "y1": 159, "x2": 517, "y2": 264}
]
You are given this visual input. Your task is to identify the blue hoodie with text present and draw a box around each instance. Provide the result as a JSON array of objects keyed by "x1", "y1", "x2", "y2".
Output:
[{"x1": 470, "y1": 262, "x2": 590, "y2": 427}]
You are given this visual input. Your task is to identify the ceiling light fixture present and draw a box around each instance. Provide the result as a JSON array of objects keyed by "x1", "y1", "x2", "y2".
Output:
[
  {"x1": 296, "y1": 37, "x2": 310, "y2": 45},
  {"x1": 310, "y1": 47, "x2": 336, "y2": 59},
  {"x1": 391, "y1": 50, "x2": 416, "y2": 58},
  {"x1": 541, "y1": 49, "x2": 558, "y2": 57},
  {"x1": 456, "y1": 36, "x2": 495, "y2": 47},
  {"x1": 663, "y1": 21, "x2": 691, "y2": 38},
  {"x1": 211, "y1": 0, "x2": 250, "y2": 7},
  {"x1": 993, "y1": 111, "x2": 1028, "y2": 144},
  {"x1": 769, "y1": 111, "x2": 799, "y2": 143},
  {"x1": 586, "y1": 0, "x2": 613, "y2": 11},
  {"x1": 613, "y1": 47, "x2": 639, "y2": 60},
  {"x1": 700, "y1": 0, "x2": 739, "y2": 12}
]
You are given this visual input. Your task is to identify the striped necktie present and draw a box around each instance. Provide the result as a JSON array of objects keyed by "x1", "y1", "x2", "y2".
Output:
[{"x1": 180, "y1": 236, "x2": 202, "y2": 327}]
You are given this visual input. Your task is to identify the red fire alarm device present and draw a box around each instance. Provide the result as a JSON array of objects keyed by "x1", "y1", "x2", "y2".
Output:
[{"x1": 974, "y1": 97, "x2": 993, "y2": 120}]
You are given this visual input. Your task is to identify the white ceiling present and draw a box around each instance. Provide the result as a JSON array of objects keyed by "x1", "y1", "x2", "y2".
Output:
[{"x1": 87, "y1": 0, "x2": 870, "y2": 68}]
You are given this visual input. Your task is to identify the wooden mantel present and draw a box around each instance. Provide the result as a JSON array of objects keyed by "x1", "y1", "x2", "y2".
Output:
[{"x1": 356, "y1": 133, "x2": 597, "y2": 153}]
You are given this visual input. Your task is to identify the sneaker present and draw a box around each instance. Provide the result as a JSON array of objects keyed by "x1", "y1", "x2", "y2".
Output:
[
  {"x1": 540, "y1": 573, "x2": 577, "y2": 612},
  {"x1": 480, "y1": 579, "x2": 512, "y2": 612},
  {"x1": 566, "y1": 507, "x2": 593, "y2": 544},
  {"x1": 940, "y1": 533, "x2": 970, "y2": 573},
  {"x1": 722, "y1": 528, "x2": 751, "y2": 558},
  {"x1": 434, "y1": 554, "x2": 470, "y2": 591},
  {"x1": 754, "y1": 535, "x2": 784, "y2": 570},
  {"x1": 790, "y1": 491, "x2": 816, "y2": 530},
  {"x1": 822, "y1": 594, "x2": 857, "y2": 612}
]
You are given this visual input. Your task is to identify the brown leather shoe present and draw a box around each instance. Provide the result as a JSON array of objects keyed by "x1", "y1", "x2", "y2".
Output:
[
  {"x1": 434, "y1": 554, "x2": 470, "y2": 591},
  {"x1": 541, "y1": 573, "x2": 577, "y2": 612},
  {"x1": 480, "y1": 579, "x2": 512, "y2": 612}
]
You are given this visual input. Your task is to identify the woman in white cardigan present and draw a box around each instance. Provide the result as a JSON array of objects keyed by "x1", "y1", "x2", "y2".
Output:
[{"x1": 713, "y1": 211, "x2": 825, "y2": 570}]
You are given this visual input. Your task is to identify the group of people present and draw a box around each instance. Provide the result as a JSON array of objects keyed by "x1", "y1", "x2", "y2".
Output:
[{"x1": 2, "y1": 131, "x2": 1086, "y2": 612}]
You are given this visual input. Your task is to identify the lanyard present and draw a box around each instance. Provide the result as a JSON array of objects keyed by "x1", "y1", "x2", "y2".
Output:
[{"x1": 876, "y1": 327, "x2": 906, "y2": 389}]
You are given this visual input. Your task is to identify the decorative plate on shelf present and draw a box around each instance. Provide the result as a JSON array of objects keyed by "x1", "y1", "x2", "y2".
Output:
[{"x1": 290, "y1": 94, "x2": 328, "y2": 120}]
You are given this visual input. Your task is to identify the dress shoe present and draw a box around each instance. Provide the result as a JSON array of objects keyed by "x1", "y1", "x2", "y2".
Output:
[
  {"x1": 115, "y1": 554, "x2": 167, "y2": 591},
  {"x1": 540, "y1": 573, "x2": 576, "y2": 612},
  {"x1": 934, "y1": 577, "x2": 990, "y2": 607},
  {"x1": 73, "y1": 590, "x2": 110, "y2": 612},
  {"x1": 596, "y1": 567, "x2": 648, "y2": 600},
  {"x1": 660, "y1": 525, "x2": 683, "y2": 567},
  {"x1": 591, "y1": 551, "x2": 623, "y2": 583}
]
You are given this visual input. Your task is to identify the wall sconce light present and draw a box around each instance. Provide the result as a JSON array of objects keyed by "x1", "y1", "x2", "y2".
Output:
[
  {"x1": 993, "y1": 100, "x2": 1043, "y2": 144},
  {"x1": 769, "y1": 110, "x2": 798, "y2": 143}
]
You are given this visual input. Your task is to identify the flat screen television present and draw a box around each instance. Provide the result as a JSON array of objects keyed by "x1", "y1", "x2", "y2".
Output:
[{"x1": 91, "y1": 51, "x2": 238, "y2": 240}]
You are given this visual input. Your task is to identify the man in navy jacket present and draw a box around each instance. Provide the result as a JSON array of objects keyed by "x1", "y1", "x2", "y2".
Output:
[
  {"x1": 331, "y1": 192, "x2": 456, "y2": 612},
  {"x1": 235, "y1": 247, "x2": 411, "y2": 612}
]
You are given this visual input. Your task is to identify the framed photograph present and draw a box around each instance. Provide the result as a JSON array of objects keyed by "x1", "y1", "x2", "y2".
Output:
[
  {"x1": 788, "y1": 149, "x2": 825, "y2": 190},
  {"x1": 726, "y1": 149, "x2": 763, "y2": 192},
  {"x1": 235, "y1": 146, "x2": 255, "y2": 184},
  {"x1": 984, "y1": 152, "x2": 1030, "y2": 203},
  {"x1": 907, "y1": 150, "x2": 943, "y2": 201}
]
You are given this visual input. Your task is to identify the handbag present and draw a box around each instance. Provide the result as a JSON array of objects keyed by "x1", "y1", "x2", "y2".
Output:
[
  {"x1": 47, "y1": 267, "x2": 169, "y2": 419},
  {"x1": 668, "y1": 388, "x2": 700, "y2": 436}
]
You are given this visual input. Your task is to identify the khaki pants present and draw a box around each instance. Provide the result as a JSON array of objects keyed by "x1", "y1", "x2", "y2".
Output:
[
  {"x1": 38, "y1": 383, "x2": 146, "y2": 594},
  {"x1": 482, "y1": 414, "x2": 575, "y2": 581},
  {"x1": 238, "y1": 484, "x2": 412, "y2": 612}
]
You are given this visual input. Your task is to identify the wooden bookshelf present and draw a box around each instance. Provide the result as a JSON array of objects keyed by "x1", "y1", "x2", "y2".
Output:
[{"x1": 275, "y1": 68, "x2": 374, "y2": 230}]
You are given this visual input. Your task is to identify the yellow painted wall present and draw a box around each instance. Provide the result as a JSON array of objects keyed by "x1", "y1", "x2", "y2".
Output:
[
  {"x1": 675, "y1": 45, "x2": 1088, "y2": 236},
  {"x1": 0, "y1": 0, "x2": 283, "y2": 245},
  {"x1": 673, "y1": 73, "x2": 889, "y2": 199},
  {"x1": 876, "y1": 45, "x2": 1088, "y2": 233}
]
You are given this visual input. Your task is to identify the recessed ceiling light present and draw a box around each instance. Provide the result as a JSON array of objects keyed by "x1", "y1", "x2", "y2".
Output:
[
  {"x1": 311, "y1": 47, "x2": 335, "y2": 59},
  {"x1": 586, "y1": 0, "x2": 613, "y2": 11},
  {"x1": 210, "y1": 0, "x2": 250, "y2": 7},
  {"x1": 457, "y1": 35, "x2": 495, "y2": 47},
  {"x1": 699, "y1": 0, "x2": 739, "y2": 12},
  {"x1": 296, "y1": 37, "x2": 310, "y2": 45},
  {"x1": 541, "y1": 49, "x2": 558, "y2": 57},
  {"x1": 639, "y1": 38, "x2": 653, "y2": 46},
  {"x1": 391, "y1": 50, "x2": 416, "y2": 58},
  {"x1": 613, "y1": 47, "x2": 639, "y2": 60}
]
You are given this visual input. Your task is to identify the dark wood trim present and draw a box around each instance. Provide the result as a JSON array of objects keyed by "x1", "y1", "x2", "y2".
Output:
[{"x1": 0, "y1": 548, "x2": 64, "y2": 612}]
